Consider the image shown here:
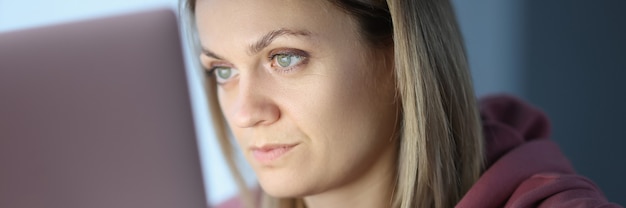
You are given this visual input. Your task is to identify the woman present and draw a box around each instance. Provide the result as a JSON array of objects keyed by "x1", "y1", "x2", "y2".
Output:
[{"x1": 180, "y1": 0, "x2": 621, "y2": 207}]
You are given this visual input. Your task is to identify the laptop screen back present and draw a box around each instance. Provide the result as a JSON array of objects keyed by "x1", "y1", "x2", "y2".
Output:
[{"x1": 0, "y1": 9, "x2": 208, "y2": 208}]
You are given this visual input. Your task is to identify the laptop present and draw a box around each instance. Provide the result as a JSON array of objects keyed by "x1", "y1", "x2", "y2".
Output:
[{"x1": 0, "y1": 8, "x2": 208, "y2": 208}]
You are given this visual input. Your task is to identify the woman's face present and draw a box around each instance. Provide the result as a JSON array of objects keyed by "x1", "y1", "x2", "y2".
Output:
[{"x1": 195, "y1": 0, "x2": 398, "y2": 197}]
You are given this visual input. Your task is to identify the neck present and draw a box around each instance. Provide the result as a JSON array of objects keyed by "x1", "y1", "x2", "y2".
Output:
[{"x1": 302, "y1": 141, "x2": 397, "y2": 208}]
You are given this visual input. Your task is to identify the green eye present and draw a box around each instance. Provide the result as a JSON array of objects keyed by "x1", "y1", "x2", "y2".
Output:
[
  {"x1": 277, "y1": 54, "x2": 293, "y2": 67},
  {"x1": 274, "y1": 54, "x2": 303, "y2": 68},
  {"x1": 216, "y1": 67, "x2": 232, "y2": 79},
  {"x1": 212, "y1": 67, "x2": 238, "y2": 85}
]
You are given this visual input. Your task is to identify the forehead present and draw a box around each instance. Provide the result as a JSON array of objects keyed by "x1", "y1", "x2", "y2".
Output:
[
  {"x1": 193, "y1": 0, "x2": 358, "y2": 49},
  {"x1": 194, "y1": 0, "x2": 333, "y2": 22}
]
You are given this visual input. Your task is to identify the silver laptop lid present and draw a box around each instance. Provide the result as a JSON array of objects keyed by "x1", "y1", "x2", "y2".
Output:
[{"x1": 0, "y1": 8, "x2": 208, "y2": 208}]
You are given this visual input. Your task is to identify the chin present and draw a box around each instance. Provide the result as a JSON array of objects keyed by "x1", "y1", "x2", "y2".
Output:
[{"x1": 257, "y1": 172, "x2": 311, "y2": 198}]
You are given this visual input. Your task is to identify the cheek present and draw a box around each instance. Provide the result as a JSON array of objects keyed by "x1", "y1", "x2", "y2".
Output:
[
  {"x1": 287, "y1": 55, "x2": 395, "y2": 157},
  {"x1": 216, "y1": 88, "x2": 232, "y2": 123},
  {"x1": 285, "y1": 82, "x2": 394, "y2": 192},
  {"x1": 279, "y1": 65, "x2": 367, "y2": 136},
  {"x1": 215, "y1": 88, "x2": 243, "y2": 140}
]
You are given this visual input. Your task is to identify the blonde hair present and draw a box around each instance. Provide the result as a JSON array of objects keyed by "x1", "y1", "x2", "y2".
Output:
[{"x1": 180, "y1": 0, "x2": 484, "y2": 207}]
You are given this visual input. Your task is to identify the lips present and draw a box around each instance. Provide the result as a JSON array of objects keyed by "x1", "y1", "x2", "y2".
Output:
[{"x1": 251, "y1": 143, "x2": 298, "y2": 164}]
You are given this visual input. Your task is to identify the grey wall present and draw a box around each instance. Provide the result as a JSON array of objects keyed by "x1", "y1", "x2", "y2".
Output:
[
  {"x1": 453, "y1": 0, "x2": 625, "y2": 205},
  {"x1": 524, "y1": 0, "x2": 626, "y2": 204},
  {"x1": 453, "y1": 0, "x2": 526, "y2": 96}
]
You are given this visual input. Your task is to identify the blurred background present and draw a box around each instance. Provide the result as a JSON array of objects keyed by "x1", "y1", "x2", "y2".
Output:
[
  {"x1": 454, "y1": 0, "x2": 626, "y2": 205},
  {"x1": 1, "y1": 0, "x2": 623, "y2": 206}
]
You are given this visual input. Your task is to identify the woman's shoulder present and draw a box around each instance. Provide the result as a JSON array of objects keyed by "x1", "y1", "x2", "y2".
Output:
[{"x1": 214, "y1": 188, "x2": 263, "y2": 208}]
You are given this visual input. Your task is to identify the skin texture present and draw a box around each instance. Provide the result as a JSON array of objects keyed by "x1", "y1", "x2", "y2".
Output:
[{"x1": 195, "y1": 0, "x2": 399, "y2": 207}]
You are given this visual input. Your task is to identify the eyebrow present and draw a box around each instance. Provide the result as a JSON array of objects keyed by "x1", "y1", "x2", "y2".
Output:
[{"x1": 201, "y1": 28, "x2": 313, "y2": 60}]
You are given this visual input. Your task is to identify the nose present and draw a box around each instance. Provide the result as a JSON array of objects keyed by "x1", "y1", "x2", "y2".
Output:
[{"x1": 231, "y1": 78, "x2": 280, "y2": 128}]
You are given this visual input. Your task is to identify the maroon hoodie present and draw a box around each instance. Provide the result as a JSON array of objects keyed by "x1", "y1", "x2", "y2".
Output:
[
  {"x1": 456, "y1": 95, "x2": 621, "y2": 208},
  {"x1": 216, "y1": 95, "x2": 621, "y2": 208}
]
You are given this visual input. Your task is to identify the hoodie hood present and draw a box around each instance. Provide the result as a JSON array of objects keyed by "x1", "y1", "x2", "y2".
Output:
[{"x1": 457, "y1": 95, "x2": 620, "y2": 208}]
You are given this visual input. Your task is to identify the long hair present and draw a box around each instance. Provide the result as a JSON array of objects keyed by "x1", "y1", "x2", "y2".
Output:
[{"x1": 179, "y1": 0, "x2": 484, "y2": 207}]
